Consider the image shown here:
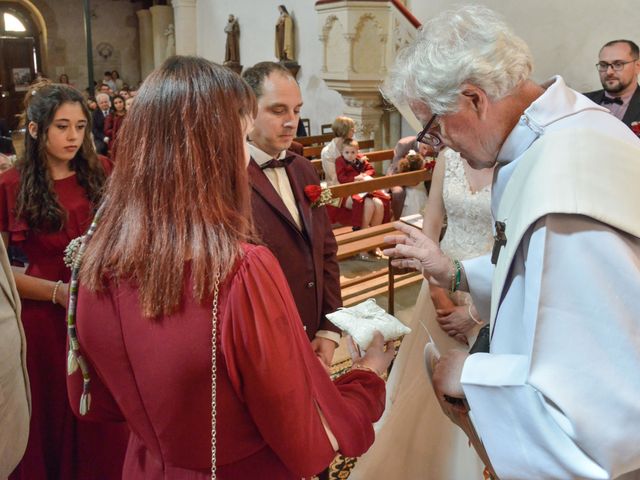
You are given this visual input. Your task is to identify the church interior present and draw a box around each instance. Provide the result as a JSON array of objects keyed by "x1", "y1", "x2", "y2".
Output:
[{"x1": 1, "y1": 0, "x2": 640, "y2": 479}]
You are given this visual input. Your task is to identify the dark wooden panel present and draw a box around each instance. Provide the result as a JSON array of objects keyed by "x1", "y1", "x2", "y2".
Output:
[{"x1": 0, "y1": 37, "x2": 36, "y2": 130}]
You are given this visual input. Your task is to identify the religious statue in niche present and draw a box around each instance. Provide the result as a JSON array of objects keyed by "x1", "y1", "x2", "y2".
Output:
[
  {"x1": 275, "y1": 5, "x2": 299, "y2": 77},
  {"x1": 165, "y1": 24, "x2": 176, "y2": 58},
  {"x1": 223, "y1": 14, "x2": 242, "y2": 74},
  {"x1": 275, "y1": 5, "x2": 294, "y2": 62}
]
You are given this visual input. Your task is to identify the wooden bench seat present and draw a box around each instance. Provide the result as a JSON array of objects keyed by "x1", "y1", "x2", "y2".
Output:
[
  {"x1": 303, "y1": 138, "x2": 375, "y2": 159},
  {"x1": 294, "y1": 133, "x2": 334, "y2": 147},
  {"x1": 336, "y1": 214, "x2": 423, "y2": 313},
  {"x1": 329, "y1": 168, "x2": 430, "y2": 199},
  {"x1": 343, "y1": 269, "x2": 422, "y2": 309},
  {"x1": 311, "y1": 148, "x2": 394, "y2": 176}
]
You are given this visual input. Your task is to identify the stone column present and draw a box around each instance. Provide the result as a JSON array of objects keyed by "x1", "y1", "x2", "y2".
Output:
[
  {"x1": 172, "y1": 0, "x2": 197, "y2": 56},
  {"x1": 150, "y1": 4, "x2": 173, "y2": 68},
  {"x1": 342, "y1": 92, "x2": 384, "y2": 145},
  {"x1": 136, "y1": 9, "x2": 154, "y2": 79}
]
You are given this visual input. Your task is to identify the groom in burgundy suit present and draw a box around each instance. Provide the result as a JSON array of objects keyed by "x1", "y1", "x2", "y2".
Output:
[{"x1": 242, "y1": 62, "x2": 342, "y2": 367}]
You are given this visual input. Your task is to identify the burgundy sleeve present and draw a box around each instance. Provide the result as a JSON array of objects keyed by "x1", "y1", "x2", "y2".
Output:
[
  {"x1": 66, "y1": 288, "x2": 126, "y2": 423},
  {"x1": 361, "y1": 158, "x2": 376, "y2": 177},
  {"x1": 223, "y1": 247, "x2": 385, "y2": 476},
  {"x1": 104, "y1": 115, "x2": 114, "y2": 138}
]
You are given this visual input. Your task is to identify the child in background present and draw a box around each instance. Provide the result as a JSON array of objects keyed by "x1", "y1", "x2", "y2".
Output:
[{"x1": 336, "y1": 139, "x2": 390, "y2": 259}]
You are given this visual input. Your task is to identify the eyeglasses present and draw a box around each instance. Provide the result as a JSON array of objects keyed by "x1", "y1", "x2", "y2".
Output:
[
  {"x1": 596, "y1": 59, "x2": 638, "y2": 72},
  {"x1": 416, "y1": 114, "x2": 441, "y2": 147}
]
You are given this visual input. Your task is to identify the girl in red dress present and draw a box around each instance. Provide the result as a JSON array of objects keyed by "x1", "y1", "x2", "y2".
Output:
[
  {"x1": 0, "y1": 83, "x2": 128, "y2": 479},
  {"x1": 104, "y1": 94, "x2": 126, "y2": 155},
  {"x1": 67, "y1": 56, "x2": 395, "y2": 479},
  {"x1": 336, "y1": 139, "x2": 390, "y2": 258}
]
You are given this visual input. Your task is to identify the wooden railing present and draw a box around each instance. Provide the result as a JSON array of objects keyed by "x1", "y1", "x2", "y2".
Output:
[
  {"x1": 294, "y1": 133, "x2": 334, "y2": 147},
  {"x1": 311, "y1": 148, "x2": 394, "y2": 175},
  {"x1": 303, "y1": 138, "x2": 376, "y2": 159},
  {"x1": 335, "y1": 215, "x2": 424, "y2": 312},
  {"x1": 329, "y1": 169, "x2": 430, "y2": 199}
]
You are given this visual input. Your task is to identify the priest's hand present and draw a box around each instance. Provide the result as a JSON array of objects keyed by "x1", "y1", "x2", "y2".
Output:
[
  {"x1": 311, "y1": 336, "x2": 337, "y2": 368},
  {"x1": 383, "y1": 222, "x2": 454, "y2": 288}
]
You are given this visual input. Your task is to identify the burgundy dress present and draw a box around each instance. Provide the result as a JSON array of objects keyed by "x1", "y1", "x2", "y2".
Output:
[
  {"x1": 335, "y1": 155, "x2": 391, "y2": 228},
  {"x1": 104, "y1": 113, "x2": 125, "y2": 154},
  {"x1": 67, "y1": 244, "x2": 386, "y2": 479},
  {"x1": 0, "y1": 165, "x2": 128, "y2": 480}
]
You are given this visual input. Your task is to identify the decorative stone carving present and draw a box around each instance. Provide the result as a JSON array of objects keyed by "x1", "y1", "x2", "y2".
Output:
[
  {"x1": 393, "y1": 17, "x2": 415, "y2": 53},
  {"x1": 315, "y1": 1, "x2": 420, "y2": 147},
  {"x1": 164, "y1": 24, "x2": 176, "y2": 57}
]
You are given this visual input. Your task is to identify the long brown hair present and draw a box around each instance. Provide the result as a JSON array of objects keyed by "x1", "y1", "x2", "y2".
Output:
[
  {"x1": 16, "y1": 82, "x2": 106, "y2": 231},
  {"x1": 81, "y1": 56, "x2": 257, "y2": 317}
]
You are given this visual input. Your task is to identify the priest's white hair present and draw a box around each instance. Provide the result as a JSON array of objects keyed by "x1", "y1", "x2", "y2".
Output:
[{"x1": 384, "y1": 5, "x2": 533, "y2": 114}]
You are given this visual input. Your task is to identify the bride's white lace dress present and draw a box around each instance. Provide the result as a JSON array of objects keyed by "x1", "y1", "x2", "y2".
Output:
[{"x1": 349, "y1": 149, "x2": 493, "y2": 480}]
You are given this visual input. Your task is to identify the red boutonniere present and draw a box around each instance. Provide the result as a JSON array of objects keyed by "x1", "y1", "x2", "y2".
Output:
[
  {"x1": 424, "y1": 156, "x2": 436, "y2": 172},
  {"x1": 631, "y1": 121, "x2": 640, "y2": 136},
  {"x1": 304, "y1": 183, "x2": 333, "y2": 208}
]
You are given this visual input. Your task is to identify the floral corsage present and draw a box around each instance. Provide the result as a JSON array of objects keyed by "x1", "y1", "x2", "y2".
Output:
[
  {"x1": 631, "y1": 121, "x2": 640, "y2": 137},
  {"x1": 304, "y1": 182, "x2": 334, "y2": 208}
]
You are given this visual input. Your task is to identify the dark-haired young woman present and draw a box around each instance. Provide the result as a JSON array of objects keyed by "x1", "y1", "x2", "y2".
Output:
[
  {"x1": 66, "y1": 56, "x2": 394, "y2": 479},
  {"x1": 0, "y1": 83, "x2": 128, "y2": 479},
  {"x1": 104, "y1": 94, "x2": 126, "y2": 155}
]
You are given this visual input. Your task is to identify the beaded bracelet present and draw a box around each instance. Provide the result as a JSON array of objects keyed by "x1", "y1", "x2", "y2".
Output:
[
  {"x1": 52, "y1": 280, "x2": 62, "y2": 305},
  {"x1": 450, "y1": 259, "x2": 462, "y2": 294}
]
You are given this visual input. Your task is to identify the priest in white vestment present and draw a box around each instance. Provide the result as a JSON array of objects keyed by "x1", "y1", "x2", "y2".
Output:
[{"x1": 383, "y1": 5, "x2": 640, "y2": 480}]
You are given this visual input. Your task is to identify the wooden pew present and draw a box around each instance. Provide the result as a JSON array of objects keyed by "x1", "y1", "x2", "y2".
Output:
[
  {"x1": 329, "y1": 168, "x2": 430, "y2": 199},
  {"x1": 294, "y1": 133, "x2": 333, "y2": 147},
  {"x1": 331, "y1": 174, "x2": 428, "y2": 313},
  {"x1": 335, "y1": 216, "x2": 424, "y2": 313},
  {"x1": 311, "y1": 148, "x2": 394, "y2": 176},
  {"x1": 303, "y1": 138, "x2": 375, "y2": 160}
]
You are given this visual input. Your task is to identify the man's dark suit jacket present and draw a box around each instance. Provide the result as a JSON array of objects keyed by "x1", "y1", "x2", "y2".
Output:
[
  {"x1": 248, "y1": 151, "x2": 341, "y2": 340},
  {"x1": 92, "y1": 108, "x2": 111, "y2": 155},
  {"x1": 584, "y1": 85, "x2": 640, "y2": 129}
]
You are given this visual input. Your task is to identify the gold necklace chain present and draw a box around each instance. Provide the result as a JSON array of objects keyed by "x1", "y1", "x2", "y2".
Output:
[{"x1": 210, "y1": 271, "x2": 221, "y2": 479}]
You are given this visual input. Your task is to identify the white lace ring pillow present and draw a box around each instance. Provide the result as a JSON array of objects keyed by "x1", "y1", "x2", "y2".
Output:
[{"x1": 327, "y1": 299, "x2": 411, "y2": 350}]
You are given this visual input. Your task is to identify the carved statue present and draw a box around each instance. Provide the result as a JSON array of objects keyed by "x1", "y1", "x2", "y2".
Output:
[
  {"x1": 224, "y1": 14, "x2": 240, "y2": 64},
  {"x1": 164, "y1": 24, "x2": 176, "y2": 58},
  {"x1": 275, "y1": 5, "x2": 294, "y2": 62}
]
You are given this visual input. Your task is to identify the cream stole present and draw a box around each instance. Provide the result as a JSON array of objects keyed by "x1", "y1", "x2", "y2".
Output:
[{"x1": 490, "y1": 128, "x2": 640, "y2": 329}]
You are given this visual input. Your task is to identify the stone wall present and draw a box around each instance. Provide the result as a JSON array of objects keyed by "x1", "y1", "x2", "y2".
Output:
[
  {"x1": 19, "y1": 0, "x2": 141, "y2": 92},
  {"x1": 197, "y1": 0, "x2": 346, "y2": 135},
  {"x1": 406, "y1": 0, "x2": 640, "y2": 93}
]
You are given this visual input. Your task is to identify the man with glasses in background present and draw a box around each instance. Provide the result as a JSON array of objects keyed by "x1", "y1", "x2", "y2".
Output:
[{"x1": 585, "y1": 39, "x2": 640, "y2": 131}]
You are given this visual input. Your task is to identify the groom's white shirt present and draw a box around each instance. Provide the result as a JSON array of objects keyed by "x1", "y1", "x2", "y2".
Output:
[{"x1": 461, "y1": 76, "x2": 640, "y2": 479}]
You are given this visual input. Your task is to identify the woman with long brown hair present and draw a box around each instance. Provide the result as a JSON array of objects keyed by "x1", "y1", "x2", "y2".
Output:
[
  {"x1": 67, "y1": 56, "x2": 394, "y2": 479},
  {"x1": 0, "y1": 82, "x2": 128, "y2": 479}
]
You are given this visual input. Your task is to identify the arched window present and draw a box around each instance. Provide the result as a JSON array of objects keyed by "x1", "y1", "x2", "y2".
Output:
[
  {"x1": 0, "y1": 3, "x2": 43, "y2": 129},
  {"x1": 4, "y1": 12, "x2": 26, "y2": 32}
]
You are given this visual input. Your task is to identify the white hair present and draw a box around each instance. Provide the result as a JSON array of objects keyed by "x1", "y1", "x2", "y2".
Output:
[
  {"x1": 384, "y1": 5, "x2": 533, "y2": 114},
  {"x1": 95, "y1": 92, "x2": 110, "y2": 103}
]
